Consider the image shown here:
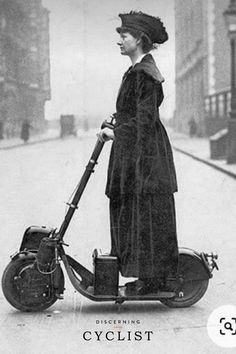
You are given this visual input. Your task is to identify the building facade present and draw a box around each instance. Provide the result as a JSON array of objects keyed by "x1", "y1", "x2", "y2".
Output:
[
  {"x1": 0, "y1": 0, "x2": 50, "y2": 138},
  {"x1": 175, "y1": 0, "x2": 231, "y2": 136}
]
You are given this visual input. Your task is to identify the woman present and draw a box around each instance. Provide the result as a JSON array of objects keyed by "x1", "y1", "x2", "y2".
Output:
[{"x1": 98, "y1": 11, "x2": 178, "y2": 295}]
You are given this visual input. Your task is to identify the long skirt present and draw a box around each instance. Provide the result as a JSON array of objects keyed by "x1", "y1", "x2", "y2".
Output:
[{"x1": 109, "y1": 194, "x2": 178, "y2": 279}]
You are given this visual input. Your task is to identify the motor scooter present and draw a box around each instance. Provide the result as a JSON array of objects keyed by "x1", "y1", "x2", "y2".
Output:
[{"x1": 1, "y1": 118, "x2": 219, "y2": 312}]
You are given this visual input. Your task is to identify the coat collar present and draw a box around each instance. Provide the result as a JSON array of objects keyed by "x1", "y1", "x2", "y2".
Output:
[
  {"x1": 132, "y1": 53, "x2": 165, "y2": 83},
  {"x1": 118, "y1": 54, "x2": 164, "y2": 100}
]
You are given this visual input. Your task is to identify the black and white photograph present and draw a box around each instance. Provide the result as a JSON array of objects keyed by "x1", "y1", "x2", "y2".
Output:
[{"x1": 0, "y1": 0, "x2": 236, "y2": 353}]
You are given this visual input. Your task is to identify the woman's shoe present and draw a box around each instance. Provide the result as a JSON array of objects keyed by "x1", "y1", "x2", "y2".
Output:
[
  {"x1": 136, "y1": 283, "x2": 154, "y2": 295},
  {"x1": 136, "y1": 278, "x2": 160, "y2": 295},
  {"x1": 136, "y1": 278, "x2": 173, "y2": 295},
  {"x1": 125, "y1": 279, "x2": 143, "y2": 295},
  {"x1": 125, "y1": 280, "x2": 138, "y2": 288}
]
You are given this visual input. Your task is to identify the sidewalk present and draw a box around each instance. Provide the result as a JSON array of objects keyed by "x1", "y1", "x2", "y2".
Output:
[
  {"x1": 168, "y1": 129, "x2": 236, "y2": 180},
  {"x1": 0, "y1": 128, "x2": 59, "y2": 150}
]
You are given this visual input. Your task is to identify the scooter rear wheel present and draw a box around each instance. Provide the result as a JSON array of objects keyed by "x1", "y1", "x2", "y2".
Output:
[
  {"x1": 2, "y1": 256, "x2": 61, "y2": 312},
  {"x1": 160, "y1": 252, "x2": 209, "y2": 308}
]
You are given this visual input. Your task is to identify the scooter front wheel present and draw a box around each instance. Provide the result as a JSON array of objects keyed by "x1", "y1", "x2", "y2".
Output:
[
  {"x1": 160, "y1": 251, "x2": 209, "y2": 308},
  {"x1": 2, "y1": 256, "x2": 61, "y2": 312}
]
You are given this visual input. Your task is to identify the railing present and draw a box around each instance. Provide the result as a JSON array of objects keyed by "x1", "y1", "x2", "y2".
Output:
[{"x1": 204, "y1": 89, "x2": 231, "y2": 119}]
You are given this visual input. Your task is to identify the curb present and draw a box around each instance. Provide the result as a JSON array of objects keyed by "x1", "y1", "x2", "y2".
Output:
[
  {"x1": 0, "y1": 136, "x2": 59, "y2": 151},
  {"x1": 0, "y1": 130, "x2": 97, "y2": 151},
  {"x1": 173, "y1": 146, "x2": 236, "y2": 180}
]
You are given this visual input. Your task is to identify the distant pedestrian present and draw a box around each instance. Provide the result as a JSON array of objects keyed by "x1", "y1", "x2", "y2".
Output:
[
  {"x1": 0, "y1": 121, "x2": 4, "y2": 140},
  {"x1": 188, "y1": 117, "x2": 197, "y2": 137},
  {"x1": 20, "y1": 119, "x2": 31, "y2": 143}
]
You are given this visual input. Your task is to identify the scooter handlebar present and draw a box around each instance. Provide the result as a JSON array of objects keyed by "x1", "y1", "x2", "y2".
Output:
[{"x1": 101, "y1": 114, "x2": 116, "y2": 130}]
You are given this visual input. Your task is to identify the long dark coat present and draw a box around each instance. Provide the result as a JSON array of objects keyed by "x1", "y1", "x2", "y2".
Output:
[
  {"x1": 105, "y1": 54, "x2": 177, "y2": 198},
  {"x1": 106, "y1": 54, "x2": 178, "y2": 279}
]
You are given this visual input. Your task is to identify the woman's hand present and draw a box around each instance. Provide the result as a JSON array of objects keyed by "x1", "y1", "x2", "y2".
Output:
[{"x1": 97, "y1": 127, "x2": 115, "y2": 142}]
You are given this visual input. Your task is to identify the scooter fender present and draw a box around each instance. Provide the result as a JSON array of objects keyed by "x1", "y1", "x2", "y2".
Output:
[
  {"x1": 11, "y1": 250, "x2": 37, "y2": 262},
  {"x1": 178, "y1": 247, "x2": 212, "y2": 280},
  {"x1": 19, "y1": 225, "x2": 55, "y2": 252}
]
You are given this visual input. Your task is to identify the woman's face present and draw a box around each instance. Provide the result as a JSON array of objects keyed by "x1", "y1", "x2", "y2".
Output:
[{"x1": 117, "y1": 32, "x2": 140, "y2": 56}]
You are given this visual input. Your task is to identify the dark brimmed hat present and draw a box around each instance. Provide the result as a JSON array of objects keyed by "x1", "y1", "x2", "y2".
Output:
[{"x1": 116, "y1": 11, "x2": 168, "y2": 44}]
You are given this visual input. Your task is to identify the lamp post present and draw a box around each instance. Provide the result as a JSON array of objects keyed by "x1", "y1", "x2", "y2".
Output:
[{"x1": 224, "y1": 0, "x2": 236, "y2": 163}]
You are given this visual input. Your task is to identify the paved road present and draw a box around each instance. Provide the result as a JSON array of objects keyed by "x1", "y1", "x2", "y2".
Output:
[{"x1": 0, "y1": 135, "x2": 235, "y2": 354}]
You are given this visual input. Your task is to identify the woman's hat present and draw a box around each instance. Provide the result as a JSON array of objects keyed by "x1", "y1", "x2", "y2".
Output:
[{"x1": 116, "y1": 11, "x2": 168, "y2": 44}]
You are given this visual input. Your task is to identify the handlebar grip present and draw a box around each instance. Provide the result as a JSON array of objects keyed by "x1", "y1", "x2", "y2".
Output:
[
  {"x1": 101, "y1": 121, "x2": 114, "y2": 130},
  {"x1": 101, "y1": 114, "x2": 116, "y2": 130}
]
